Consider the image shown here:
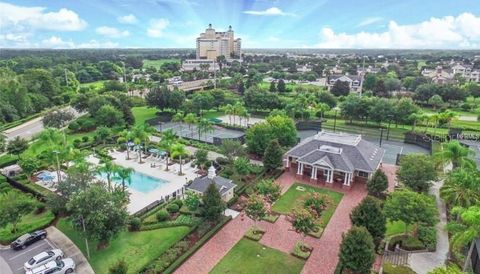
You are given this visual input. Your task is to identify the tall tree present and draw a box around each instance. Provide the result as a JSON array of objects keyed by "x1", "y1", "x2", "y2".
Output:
[
  {"x1": 67, "y1": 184, "x2": 129, "y2": 248},
  {"x1": 158, "y1": 129, "x2": 177, "y2": 171},
  {"x1": 263, "y1": 139, "x2": 283, "y2": 171},
  {"x1": 171, "y1": 142, "x2": 187, "y2": 175},
  {"x1": 339, "y1": 226, "x2": 375, "y2": 274},
  {"x1": 397, "y1": 154, "x2": 437, "y2": 193},
  {"x1": 245, "y1": 194, "x2": 267, "y2": 231},
  {"x1": 435, "y1": 140, "x2": 475, "y2": 170},
  {"x1": 202, "y1": 183, "x2": 226, "y2": 223},
  {"x1": 448, "y1": 206, "x2": 480, "y2": 271},
  {"x1": 0, "y1": 191, "x2": 35, "y2": 234},
  {"x1": 114, "y1": 167, "x2": 133, "y2": 193},
  {"x1": 350, "y1": 196, "x2": 386, "y2": 246},
  {"x1": 290, "y1": 207, "x2": 317, "y2": 245},
  {"x1": 277, "y1": 79, "x2": 286, "y2": 93},
  {"x1": 441, "y1": 168, "x2": 480, "y2": 209},
  {"x1": 330, "y1": 80, "x2": 350, "y2": 96},
  {"x1": 97, "y1": 159, "x2": 118, "y2": 192},
  {"x1": 367, "y1": 169, "x2": 389, "y2": 198},
  {"x1": 6, "y1": 136, "x2": 28, "y2": 158}
]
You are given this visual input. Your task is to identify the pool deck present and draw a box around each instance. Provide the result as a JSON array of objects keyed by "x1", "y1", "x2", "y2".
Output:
[{"x1": 89, "y1": 151, "x2": 199, "y2": 214}]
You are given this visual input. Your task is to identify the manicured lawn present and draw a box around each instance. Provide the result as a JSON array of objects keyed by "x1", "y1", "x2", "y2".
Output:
[
  {"x1": 272, "y1": 183, "x2": 343, "y2": 228},
  {"x1": 0, "y1": 210, "x2": 55, "y2": 245},
  {"x1": 210, "y1": 239, "x2": 305, "y2": 274},
  {"x1": 132, "y1": 106, "x2": 158, "y2": 126},
  {"x1": 386, "y1": 220, "x2": 412, "y2": 238},
  {"x1": 143, "y1": 59, "x2": 180, "y2": 69},
  {"x1": 57, "y1": 218, "x2": 190, "y2": 274}
]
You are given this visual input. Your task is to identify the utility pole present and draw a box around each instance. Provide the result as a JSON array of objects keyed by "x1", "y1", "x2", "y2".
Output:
[
  {"x1": 379, "y1": 128, "x2": 384, "y2": 147},
  {"x1": 82, "y1": 217, "x2": 90, "y2": 259}
]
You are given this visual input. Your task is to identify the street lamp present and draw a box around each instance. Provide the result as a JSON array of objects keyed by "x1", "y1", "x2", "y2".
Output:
[
  {"x1": 379, "y1": 128, "x2": 385, "y2": 147},
  {"x1": 333, "y1": 107, "x2": 340, "y2": 133},
  {"x1": 52, "y1": 150, "x2": 61, "y2": 184}
]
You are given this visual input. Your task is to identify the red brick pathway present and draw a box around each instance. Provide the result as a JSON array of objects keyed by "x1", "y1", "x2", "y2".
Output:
[
  {"x1": 174, "y1": 215, "x2": 254, "y2": 274},
  {"x1": 380, "y1": 164, "x2": 398, "y2": 192}
]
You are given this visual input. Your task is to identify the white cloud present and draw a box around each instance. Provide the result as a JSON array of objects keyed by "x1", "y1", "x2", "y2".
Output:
[
  {"x1": 357, "y1": 17, "x2": 383, "y2": 27},
  {"x1": 117, "y1": 14, "x2": 137, "y2": 24},
  {"x1": 39, "y1": 36, "x2": 74, "y2": 48},
  {"x1": 316, "y1": 13, "x2": 480, "y2": 49},
  {"x1": 77, "y1": 40, "x2": 119, "y2": 48},
  {"x1": 0, "y1": 2, "x2": 87, "y2": 31},
  {"x1": 243, "y1": 7, "x2": 294, "y2": 16},
  {"x1": 96, "y1": 26, "x2": 130, "y2": 38},
  {"x1": 147, "y1": 18, "x2": 170, "y2": 37}
]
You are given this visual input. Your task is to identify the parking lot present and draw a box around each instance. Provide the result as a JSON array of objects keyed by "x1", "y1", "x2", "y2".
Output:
[{"x1": 0, "y1": 239, "x2": 56, "y2": 274}]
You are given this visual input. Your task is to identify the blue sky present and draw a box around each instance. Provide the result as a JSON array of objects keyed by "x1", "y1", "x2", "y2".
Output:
[{"x1": 1, "y1": 0, "x2": 480, "y2": 49}]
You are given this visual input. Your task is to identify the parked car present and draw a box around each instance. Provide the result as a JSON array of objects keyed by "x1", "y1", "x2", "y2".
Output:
[
  {"x1": 10, "y1": 230, "x2": 47, "y2": 250},
  {"x1": 24, "y1": 249, "x2": 64, "y2": 271},
  {"x1": 26, "y1": 258, "x2": 75, "y2": 274}
]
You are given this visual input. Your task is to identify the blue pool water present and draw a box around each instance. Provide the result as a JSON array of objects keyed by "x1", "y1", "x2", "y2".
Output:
[{"x1": 97, "y1": 171, "x2": 168, "y2": 193}]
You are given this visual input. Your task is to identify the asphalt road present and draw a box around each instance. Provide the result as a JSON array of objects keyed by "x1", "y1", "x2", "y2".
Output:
[
  {"x1": 3, "y1": 107, "x2": 80, "y2": 141},
  {"x1": 0, "y1": 239, "x2": 55, "y2": 274}
]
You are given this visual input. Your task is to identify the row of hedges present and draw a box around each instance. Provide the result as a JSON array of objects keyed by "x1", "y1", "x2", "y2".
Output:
[
  {"x1": 161, "y1": 216, "x2": 232, "y2": 274},
  {"x1": 0, "y1": 154, "x2": 18, "y2": 168},
  {"x1": 7, "y1": 174, "x2": 51, "y2": 200},
  {"x1": 140, "y1": 215, "x2": 201, "y2": 231}
]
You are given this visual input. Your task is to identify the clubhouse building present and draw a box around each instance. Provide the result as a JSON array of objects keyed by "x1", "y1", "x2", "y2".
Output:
[{"x1": 284, "y1": 131, "x2": 385, "y2": 189}]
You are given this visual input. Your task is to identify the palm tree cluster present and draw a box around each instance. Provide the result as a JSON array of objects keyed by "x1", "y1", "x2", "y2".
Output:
[{"x1": 221, "y1": 102, "x2": 249, "y2": 127}]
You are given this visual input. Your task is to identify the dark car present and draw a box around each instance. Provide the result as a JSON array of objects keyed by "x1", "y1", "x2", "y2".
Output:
[{"x1": 10, "y1": 230, "x2": 47, "y2": 250}]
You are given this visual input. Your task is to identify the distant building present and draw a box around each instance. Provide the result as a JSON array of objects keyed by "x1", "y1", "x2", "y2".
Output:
[
  {"x1": 196, "y1": 24, "x2": 241, "y2": 60},
  {"x1": 452, "y1": 63, "x2": 480, "y2": 83},
  {"x1": 187, "y1": 166, "x2": 236, "y2": 202},
  {"x1": 421, "y1": 66, "x2": 454, "y2": 84},
  {"x1": 326, "y1": 74, "x2": 363, "y2": 93},
  {"x1": 181, "y1": 59, "x2": 219, "y2": 72}
]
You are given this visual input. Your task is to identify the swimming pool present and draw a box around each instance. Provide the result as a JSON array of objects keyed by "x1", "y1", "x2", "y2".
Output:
[{"x1": 97, "y1": 171, "x2": 169, "y2": 193}]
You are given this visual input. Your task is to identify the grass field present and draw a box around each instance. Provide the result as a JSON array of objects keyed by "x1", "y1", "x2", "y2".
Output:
[
  {"x1": 0, "y1": 210, "x2": 55, "y2": 245},
  {"x1": 132, "y1": 106, "x2": 158, "y2": 126},
  {"x1": 210, "y1": 238, "x2": 305, "y2": 274},
  {"x1": 57, "y1": 218, "x2": 190, "y2": 274},
  {"x1": 143, "y1": 59, "x2": 180, "y2": 70},
  {"x1": 272, "y1": 183, "x2": 343, "y2": 228}
]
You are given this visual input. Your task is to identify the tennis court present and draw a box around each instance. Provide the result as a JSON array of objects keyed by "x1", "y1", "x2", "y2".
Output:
[{"x1": 154, "y1": 122, "x2": 245, "y2": 144}]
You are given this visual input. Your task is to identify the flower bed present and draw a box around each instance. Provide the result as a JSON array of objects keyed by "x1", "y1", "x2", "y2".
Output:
[
  {"x1": 262, "y1": 213, "x2": 280, "y2": 223},
  {"x1": 244, "y1": 226, "x2": 266, "y2": 241},
  {"x1": 291, "y1": 242, "x2": 313, "y2": 260},
  {"x1": 307, "y1": 226, "x2": 324, "y2": 239}
]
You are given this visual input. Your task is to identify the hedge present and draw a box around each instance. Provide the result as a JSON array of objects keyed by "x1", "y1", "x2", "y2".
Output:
[
  {"x1": 162, "y1": 216, "x2": 232, "y2": 274},
  {"x1": 0, "y1": 154, "x2": 18, "y2": 168},
  {"x1": 140, "y1": 215, "x2": 200, "y2": 231}
]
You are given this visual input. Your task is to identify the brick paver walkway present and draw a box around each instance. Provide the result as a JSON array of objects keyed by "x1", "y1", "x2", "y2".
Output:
[
  {"x1": 174, "y1": 215, "x2": 254, "y2": 274},
  {"x1": 380, "y1": 163, "x2": 398, "y2": 192}
]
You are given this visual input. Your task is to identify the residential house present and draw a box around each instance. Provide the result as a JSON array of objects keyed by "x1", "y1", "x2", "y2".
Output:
[
  {"x1": 326, "y1": 74, "x2": 363, "y2": 93},
  {"x1": 187, "y1": 166, "x2": 236, "y2": 202}
]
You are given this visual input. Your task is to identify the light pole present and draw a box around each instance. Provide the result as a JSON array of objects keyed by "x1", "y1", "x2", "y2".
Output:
[
  {"x1": 379, "y1": 128, "x2": 385, "y2": 147},
  {"x1": 333, "y1": 107, "x2": 340, "y2": 133},
  {"x1": 81, "y1": 216, "x2": 90, "y2": 259},
  {"x1": 52, "y1": 150, "x2": 61, "y2": 184}
]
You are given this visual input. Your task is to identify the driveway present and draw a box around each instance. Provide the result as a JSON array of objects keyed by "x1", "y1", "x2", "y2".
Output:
[{"x1": 0, "y1": 238, "x2": 56, "y2": 274}]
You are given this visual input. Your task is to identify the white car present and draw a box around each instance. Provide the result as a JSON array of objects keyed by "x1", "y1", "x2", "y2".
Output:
[
  {"x1": 24, "y1": 249, "x2": 64, "y2": 271},
  {"x1": 26, "y1": 258, "x2": 75, "y2": 274}
]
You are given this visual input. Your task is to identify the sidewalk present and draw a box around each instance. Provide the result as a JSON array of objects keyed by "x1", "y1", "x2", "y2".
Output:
[{"x1": 46, "y1": 226, "x2": 94, "y2": 274}]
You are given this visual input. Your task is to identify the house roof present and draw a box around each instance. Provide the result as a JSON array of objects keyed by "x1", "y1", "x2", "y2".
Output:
[
  {"x1": 187, "y1": 175, "x2": 236, "y2": 196},
  {"x1": 328, "y1": 74, "x2": 362, "y2": 82},
  {"x1": 286, "y1": 131, "x2": 384, "y2": 173}
]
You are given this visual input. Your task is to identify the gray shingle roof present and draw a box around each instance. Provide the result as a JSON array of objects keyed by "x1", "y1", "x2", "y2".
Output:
[
  {"x1": 187, "y1": 176, "x2": 236, "y2": 195},
  {"x1": 286, "y1": 132, "x2": 384, "y2": 172}
]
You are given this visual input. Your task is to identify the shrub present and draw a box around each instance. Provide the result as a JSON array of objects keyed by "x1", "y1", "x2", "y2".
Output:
[
  {"x1": 82, "y1": 136, "x2": 90, "y2": 142},
  {"x1": 73, "y1": 139, "x2": 81, "y2": 148},
  {"x1": 156, "y1": 210, "x2": 170, "y2": 222},
  {"x1": 256, "y1": 179, "x2": 281, "y2": 202},
  {"x1": 291, "y1": 242, "x2": 312, "y2": 260},
  {"x1": 244, "y1": 227, "x2": 265, "y2": 241},
  {"x1": 35, "y1": 203, "x2": 46, "y2": 214},
  {"x1": 303, "y1": 192, "x2": 330, "y2": 218},
  {"x1": 68, "y1": 121, "x2": 80, "y2": 131},
  {"x1": 172, "y1": 199, "x2": 183, "y2": 208},
  {"x1": 129, "y1": 217, "x2": 141, "y2": 231},
  {"x1": 417, "y1": 225, "x2": 437, "y2": 251},
  {"x1": 383, "y1": 263, "x2": 416, "y2": 274},
  {"x1": 166, "y1": 203, "x2": 180, "y2": 214},
  {"x1": 109, "y1": 258, "x2": 128, "y2": 274}
]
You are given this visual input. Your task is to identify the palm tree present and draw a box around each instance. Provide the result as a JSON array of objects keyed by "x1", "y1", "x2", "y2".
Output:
[
  {"x1": 97, "y1": 159, "x2": 118, "y2": 191},
  {"x1": 440, "y1": 168, "x2": 480, "y2": 209},
  {"x1": 221, "y1": 104, "x2": 235, "y2": 125},
  {"x1": 448, "y1": 206, "x2": 480, "y2": 271},
  {"x1": 171, "y1": 142, "x2": 188, "y2": 175},
  {"x1": 435, "y1": 140, "x2": 475, "y2": 169},
  {"x1": 439, "y1": 110, "x2": 457, "y2": 132},
  {"x1": 159, "y1": 129, "x2": 177, "y2": 171},
  {"x1": 315, "y1": 103, "x2": 330, "y2": 121},
  {"x1": 184, "y1": 113, "x2": 197, "y2": 134},
  {"x1": 132, "y1": 124, "x2": 151, "y2": 163},
  {"x1": 172, "y1": 111, "x2": 184, "y2": 131},
  {"x1": 197, "y1": 118, "x2": 214, "y2": 141},
  {"x1": 120, "y1": 129, "x2": 134, "y2": 160},
  {"x1": 39, "y1": 128, "x2": 67, "y2": 183},
  {"x1": 408, "y1": 112, "x2": 423, "y2": 132},
  {"x1": 114, "y1": 167, "x2": 134, "y2": 193}
]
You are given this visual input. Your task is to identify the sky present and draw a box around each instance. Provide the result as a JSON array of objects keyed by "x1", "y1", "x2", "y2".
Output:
[{"x1": 1, "y1": 0, "x2": 480, "y2": 49}]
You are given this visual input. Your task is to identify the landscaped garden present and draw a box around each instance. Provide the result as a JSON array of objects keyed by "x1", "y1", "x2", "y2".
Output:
[
  {"x1": 272, "y1": 182, "x2": 344, "y2": 228},
  {"x1": 57, "y1": 218, "x2": 191, "y2": 274},
  {"x1": 210, "y1": 238, "x2": 305, "y2": 274}
]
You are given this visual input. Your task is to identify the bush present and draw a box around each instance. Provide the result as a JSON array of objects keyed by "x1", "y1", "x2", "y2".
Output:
[
  {"x1": 388, "y1": 234, "x2": 426, "y2": 251},
  {"x1": 35, "y1": 203, "x2": 46, "y2": 214},
  {"x1": 129, "y1": 217, "x2": 141, "y2": 231},
  {"x1": 244, "y1": 227, "x2": 265, "y2": 241},
  {"x1": 68, "y1": 121, "x2": 80, "y2": 131},
  {"x1": 156, "y1": 210, "x2": 170, "y2": 222},
  {"x1": 82, "y1": 136, "x2": 90, "y2": 142},
  {"x1": 73, "y1": 139, "x2": 81, "y2": 148},
  {"x1": 383, "y1": 263, "x2": 416, "y2": 274},
  {"x1": 417, "y1": 225, "x2": 437, "y2": 251},
  {"x1": 166, "y1": 203, "x2": 180, "y2": 214},
  {"x1": 109, "y1": 258, "x2": 128, "y2": 274},
  {"x1": 172, "y1": 199, "x2": 183, "y2": 208},
  {"x1": 291, "y1": 242, "x2": 312, "y2": 260}
]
